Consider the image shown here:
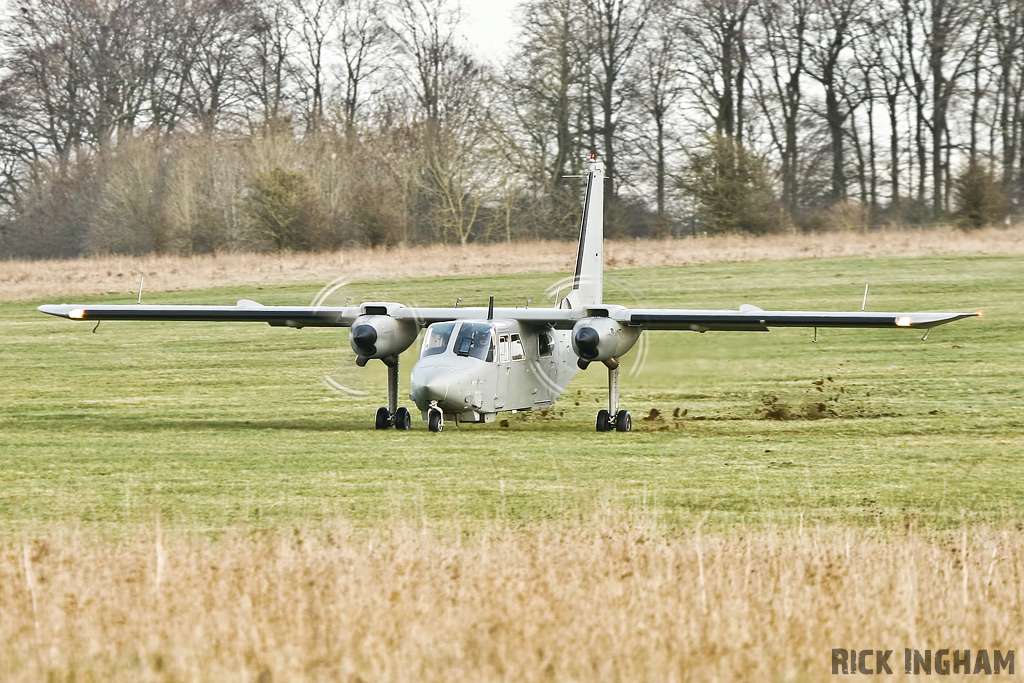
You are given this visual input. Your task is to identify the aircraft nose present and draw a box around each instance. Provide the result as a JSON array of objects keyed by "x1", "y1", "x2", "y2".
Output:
[
  {"x1": 410, "y1": 365, "x2": 451, "y2": 406},
  {"x1": 410, "y1": 360, "x2": 486, "y2": 412}
]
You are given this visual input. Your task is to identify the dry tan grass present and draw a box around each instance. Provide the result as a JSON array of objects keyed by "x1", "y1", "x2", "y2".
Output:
[
  {"x1": 1, "y1": 522, "x2": 1020, "y2": 682},
  {"x1": 4, "y1": 225, "x2": 1023, "y2": 302}
]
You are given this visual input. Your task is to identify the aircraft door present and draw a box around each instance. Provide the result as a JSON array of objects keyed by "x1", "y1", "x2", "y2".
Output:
[
  {"x1": 495, "y1": 333, "x2": 511, "y2": 409},
  {"x1": 535, "y1": 331, "x2": 557, "y2": 403}
]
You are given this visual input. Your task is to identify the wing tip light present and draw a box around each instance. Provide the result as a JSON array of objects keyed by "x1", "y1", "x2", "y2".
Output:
[
  {"x1": 37, "y1": 304, "x2": 86, "y2": 319},
  {"x1": 899, "y1": 311, "x2": 981, "y2": 328}
]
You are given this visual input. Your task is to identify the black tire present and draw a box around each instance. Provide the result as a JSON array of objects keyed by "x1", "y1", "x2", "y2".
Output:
[
  {"x1": 596, "y1": 409, "x2": 612, "y2": 432},
  {"x1": 375, "y1": 406, "x2": 391, "y2": 430},
  {"x1": 428, "y1": 410, "x2": 444, "y2": 433},
  {"x1": 394, "y1": 406, "x2": 412, "y2": 431},
  {"x1": 615, "y1": 410, "x2": 632, "y2": 432}
]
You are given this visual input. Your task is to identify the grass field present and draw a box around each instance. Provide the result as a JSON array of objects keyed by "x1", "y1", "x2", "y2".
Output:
[{"x1": 2, "y1": 251, "x2": 1022, "y2": 680}]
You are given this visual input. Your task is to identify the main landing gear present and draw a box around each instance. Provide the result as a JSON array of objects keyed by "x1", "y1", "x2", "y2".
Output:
[
  {"x1": 588, "y1": 357, "x2": 631, "y2": 432},
  {"x1": 372, "y1": 356, "x2": 412, "y2": 431},
  {"x1": 596, "y1": 408, "x2": 631, "y2": 432}
]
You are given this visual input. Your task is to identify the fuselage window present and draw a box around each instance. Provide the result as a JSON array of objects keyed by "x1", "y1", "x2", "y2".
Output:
[
  {"x1": 538, "y1": 332, "x2": 553, "y2": 357},
  {"x1": 510, "y1": 333, "x2": 525, "y2": 361},
  {"x1": 499, "y1": 334, "x2": 510, "y2": 363},
  {"x1": 421, "y1": 322, "x2": 455, "y2": 357},
  {"x1": 453, "y1": 322, "x2": 495, "y2": 361}
]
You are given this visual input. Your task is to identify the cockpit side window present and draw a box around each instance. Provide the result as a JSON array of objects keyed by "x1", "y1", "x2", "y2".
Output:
[
  {"x1": 453, "y1": 322, "x2": 495, "y2": 361},
  {"x1": 510, "y1": 333, "x2": 525, "y2": 361},
  {"x1": 421, "y1": 322, "x2": 456, "y2": 357}
]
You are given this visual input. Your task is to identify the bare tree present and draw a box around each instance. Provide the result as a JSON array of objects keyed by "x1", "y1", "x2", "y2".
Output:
[
  {"x1": 924, "y1": 0, "x2": 981, "y2": 215},
  {"x1": 866, "y1": 3, "x2": 911, "y2": 214},
  {"x1": 0, "y1": 0, "x2": 140, "y2": 156},
  {"x1": 803, "y1": 0, "x2": 872, "y2": 204},
  {"x1": 180, "y1": 0, "x2": 255, "y2": 132},
  {"x1": 580, "y1": 0, "x2": 651, "y2": 198},
  {"x1": 291, "y1": 0, "x2": 340, "y2": 132},
  {"x1": 387, "y1": 0, "x2": 465, "y2": 127},
  {"x1": 490, "y1": 0, "x2": 588, "y2": 195},
  {"x1": 678, "y1": 0, "x2": 755, "y2": 146},
  {"x1": 335, "y1": 0, "x2": 392, "y2": 137},
  {"x1": 753, "y1": 0, "x2": 811, "y2": 216},
  {"x1": 987, "y1": 0, "x2": 1024, "y2": 208},
  {"x1": 622, "y1": 2, "x2": 687, "y2": 225},
  {"x1": 241, "y1": 0, "x2": 298, "y2": 132}
]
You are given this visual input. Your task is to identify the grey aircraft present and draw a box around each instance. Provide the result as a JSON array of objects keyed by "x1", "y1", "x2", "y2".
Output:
[{"x1": 39, "y1": 157, "x2": 980, "y2": 432}]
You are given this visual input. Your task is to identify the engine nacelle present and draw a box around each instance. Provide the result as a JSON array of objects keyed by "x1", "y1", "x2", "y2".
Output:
[
  {"x1": 571, "y1": 317, "x2": 640, "y2": 363},
  {"x1": 350, "y1": 314, "x2": 419, "y2": 361}
]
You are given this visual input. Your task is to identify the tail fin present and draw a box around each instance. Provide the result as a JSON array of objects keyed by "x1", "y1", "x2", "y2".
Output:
[{"x1": 563, "y1": 157, "x2": 604, "y2": 308}]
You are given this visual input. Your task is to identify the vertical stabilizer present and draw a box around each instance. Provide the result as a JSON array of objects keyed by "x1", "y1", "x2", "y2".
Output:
[{"x1": 563, "y1": 157, "x2": 604, "y2": 308}]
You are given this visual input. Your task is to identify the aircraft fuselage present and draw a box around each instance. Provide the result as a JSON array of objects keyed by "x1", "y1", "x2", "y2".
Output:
[{"x1": 409, "y1": 319, "x2": 579, "y2": 423}]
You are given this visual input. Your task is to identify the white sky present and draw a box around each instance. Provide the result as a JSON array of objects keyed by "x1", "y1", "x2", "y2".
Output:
[{"x1": 462, "y1": 0, "x2": 523, "y2": 63}]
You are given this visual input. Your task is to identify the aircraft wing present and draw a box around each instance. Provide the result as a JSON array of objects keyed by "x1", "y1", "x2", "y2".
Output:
[
  {"x1": 36, "y1": 301, "x2": 581, "y2": 329},
  {"x1": 37, "y1": 302, "x2": 362, "y2": 328},
  {"x1": 38, "y1": 300, "x2": 979, "y2": 332},
  {"x1": 610, "y1": 307, "x2": 981, "y2": 332}
]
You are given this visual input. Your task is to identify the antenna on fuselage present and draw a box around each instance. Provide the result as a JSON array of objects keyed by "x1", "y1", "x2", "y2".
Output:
[
  {"x1": 861, "y1": 284, "x2": 869, "y2": 311},
  {"x1": 455, "y1": 297, "x2": 462, "y2": 308},
  {"x1": 137, "y1": 276, "x2": 144, "y2": 304},
  {"x1": 487, "y1": 296, "x2": 494, "y2": 321}
]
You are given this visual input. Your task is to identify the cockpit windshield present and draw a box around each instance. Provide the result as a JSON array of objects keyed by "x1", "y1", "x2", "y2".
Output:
[
  {"x1": 421, "y1": 322, "x2": 456, "y2": 357},
  {"x1": 452, "y1": 322, "x2": 495, "y2": 361}
]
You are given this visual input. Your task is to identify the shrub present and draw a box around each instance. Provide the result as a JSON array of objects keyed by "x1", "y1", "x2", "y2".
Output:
[
  {"x1": 953, "y1": 161, "x2": 1007, "y2": 231},
  {"x1": 681, "y1": 136, "x2": 785, "y2": 235},
  {"x1": 244, "y1": 166, "x2": 326, "y2": 251}
]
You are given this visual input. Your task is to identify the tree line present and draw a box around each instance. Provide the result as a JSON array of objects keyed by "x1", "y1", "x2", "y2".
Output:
[{"x1": 0, "y1": 0, "x2": 1021, "y2": 259}]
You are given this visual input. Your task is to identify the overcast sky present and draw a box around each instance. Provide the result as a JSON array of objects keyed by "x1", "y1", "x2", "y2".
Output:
[{"x1": 462, "y1": 0, "x2": 522, "y2": 62}]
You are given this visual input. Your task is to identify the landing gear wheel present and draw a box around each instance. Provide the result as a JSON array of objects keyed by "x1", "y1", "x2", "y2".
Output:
[
  {"x1": 394, "y1": 407, "x2": 412, "y2": 431},
  {"x1": 375, "y1": 406, "x2": 391, "y2": 430},
  {"x1": 615, "y1": 410, "x2": 632, "y2": 432},
  {"x1": 596, "y1": 409, "x2": 613, "y2": 432},
  {"x1": 428, "y1": 410, "x2": 444, "y2": 433}
]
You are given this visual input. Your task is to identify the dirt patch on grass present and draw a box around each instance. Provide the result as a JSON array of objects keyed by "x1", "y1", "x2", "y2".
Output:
[{"x1": 758, "y1": 376, "x2": 899, "y2": 420}]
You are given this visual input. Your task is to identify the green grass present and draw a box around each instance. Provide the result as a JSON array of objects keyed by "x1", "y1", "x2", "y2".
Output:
[{"x1": 1, "y1": 254, "x2": 1021, "y2": 535}]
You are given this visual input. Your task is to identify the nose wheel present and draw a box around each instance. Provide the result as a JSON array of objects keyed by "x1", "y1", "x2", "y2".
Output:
[{"x1": 427, "y1": 402, "x2": 445, "y2": 432}]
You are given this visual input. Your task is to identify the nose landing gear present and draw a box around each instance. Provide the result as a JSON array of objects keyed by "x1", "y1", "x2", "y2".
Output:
[{"x1": 427, "y1": 401, "x2": 445, "y2": 432}]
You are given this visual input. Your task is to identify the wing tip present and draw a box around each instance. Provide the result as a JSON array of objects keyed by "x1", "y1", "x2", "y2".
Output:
[{"x1": 38, "y1": 304, "x2": 70, "y2": 317}]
